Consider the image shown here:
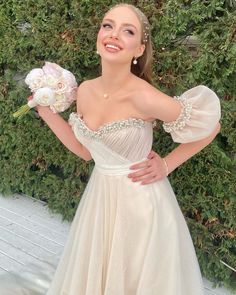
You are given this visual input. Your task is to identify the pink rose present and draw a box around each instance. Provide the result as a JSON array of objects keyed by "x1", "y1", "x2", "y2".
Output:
[{"x1": 42, "y1": 62, "x2": 63, "y2": 79}]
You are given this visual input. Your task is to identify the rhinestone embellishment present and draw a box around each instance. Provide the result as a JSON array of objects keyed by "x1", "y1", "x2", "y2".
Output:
[
  {"x1": 162, "y1": 96, "x2": 192, "y2": 133},
  {"x1": 69, "y1": 112, "x2": 150, "y2": 140}
]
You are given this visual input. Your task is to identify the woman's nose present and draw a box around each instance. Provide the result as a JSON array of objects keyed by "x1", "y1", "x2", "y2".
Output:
[{"x1": 110, "y1": 29, "x2": 119, "y2": 39}]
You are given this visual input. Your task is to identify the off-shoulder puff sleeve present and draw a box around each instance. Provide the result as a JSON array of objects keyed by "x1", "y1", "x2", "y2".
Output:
[{"x1": 162, "y1": 85, "x2": 221, "y2": 143}]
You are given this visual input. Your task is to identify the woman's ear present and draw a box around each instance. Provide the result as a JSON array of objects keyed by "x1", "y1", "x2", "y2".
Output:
[{"x1": 136, "y1": 44, "x2": 146, "y2": 58}]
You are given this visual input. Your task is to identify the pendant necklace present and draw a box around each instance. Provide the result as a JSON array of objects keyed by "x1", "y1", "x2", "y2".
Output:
[
  {"x1": 101, "y1": 76, "x2": 131, "y2": 99},
  {"x1": 102, "y1": 86, "x2": 118, "y2": 99}
]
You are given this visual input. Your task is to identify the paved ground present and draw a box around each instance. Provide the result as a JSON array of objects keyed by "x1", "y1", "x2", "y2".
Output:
[{"x1": 0, "y1": 194, "x2": 234, "y2": 295}]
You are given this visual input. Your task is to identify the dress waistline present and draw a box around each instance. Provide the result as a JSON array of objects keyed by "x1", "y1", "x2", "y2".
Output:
[{"x1": 94, "y1": 157, "x2": 148, "y2": 176}]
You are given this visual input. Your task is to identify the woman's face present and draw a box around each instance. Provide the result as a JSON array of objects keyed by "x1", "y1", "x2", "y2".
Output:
[{"x1": 96, "y1": 6, "x2": 145, "y2": 65}]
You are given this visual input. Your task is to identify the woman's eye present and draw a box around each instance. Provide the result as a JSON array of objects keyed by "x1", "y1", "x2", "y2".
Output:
[
  {"x1": 102, "y1": 23, "x2": 112, "y2": 29},
  {"x1": 101, "y1": 24, "x2": 134, "y2": 35},
  {"x1": 125, "y1": 29, "x2": 134, "y2": 35}
]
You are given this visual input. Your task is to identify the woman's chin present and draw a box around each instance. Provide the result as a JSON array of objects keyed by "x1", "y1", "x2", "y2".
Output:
[{"x1": 99, "y1": 52, "x2": 131, "y2": 65}]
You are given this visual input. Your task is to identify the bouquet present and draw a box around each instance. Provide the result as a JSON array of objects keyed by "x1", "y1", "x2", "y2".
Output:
[{"x1": 13, "y1": 62, "x2": 78, "y2": 118}]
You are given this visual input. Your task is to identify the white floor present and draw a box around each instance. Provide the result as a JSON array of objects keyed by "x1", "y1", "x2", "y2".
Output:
[{"x1": 0, "y1": 194, "x2": 234, "y2": 295}]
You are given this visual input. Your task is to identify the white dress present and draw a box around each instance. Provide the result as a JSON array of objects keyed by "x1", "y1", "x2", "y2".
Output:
[{"x1": 0, "y1": 85, "x2": 221, "y2": 295}]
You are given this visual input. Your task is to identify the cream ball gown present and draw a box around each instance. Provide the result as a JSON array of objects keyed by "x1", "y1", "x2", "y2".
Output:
[{"x1": 0, "y1": 85, "x2": 221, "y2": 295}]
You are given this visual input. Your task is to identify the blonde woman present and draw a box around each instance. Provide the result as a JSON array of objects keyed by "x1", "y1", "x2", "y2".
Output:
[{"x1": 1, "y1": 3, "x2": 221, "y2": 295}]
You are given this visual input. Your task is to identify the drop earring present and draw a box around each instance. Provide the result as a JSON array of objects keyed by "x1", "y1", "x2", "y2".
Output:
[
  {"x1": 96, "y1": 50, "x2": 99, "y2": 54},
  {"x1": 133, "y1": 57, "x2": 138, "y2": 65}
]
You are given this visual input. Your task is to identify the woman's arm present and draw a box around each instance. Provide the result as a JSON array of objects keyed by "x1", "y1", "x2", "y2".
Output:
[
  {"x1": 37, "y1": 105, "x2": 92, "y2": 161},
  {"x1": 163, "y1": 122, "x2": 221, "y2": 174},
  {"x1": 128, "y1": 123, "x2": 220, "y2": 184},
  {"x1": 34, "y1": 82, "x2": 93, "y2": 161},
  {"x1": 129, "y1": 85, "x2": 221, "y2": 184}
]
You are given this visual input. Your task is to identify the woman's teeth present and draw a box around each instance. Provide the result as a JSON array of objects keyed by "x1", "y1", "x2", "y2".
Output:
[{"x1": 105, "y1": 44, "x2": 121, "y2": 51}]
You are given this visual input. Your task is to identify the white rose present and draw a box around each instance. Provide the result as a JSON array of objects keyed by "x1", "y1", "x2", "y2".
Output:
[
  {"x1": 54, "y1": 81, "x2": 68, "y2": 94},
  {"x1": 33, "y1": 87, "x2": 56, "y2": 106},
  {"x1": 45, "y1": 74, "x2": 59, "y2": 88},
  {"x1": 61, "y1": 69, "x2": 77, "y2": 88},
  {"x1": 25, "y1": 68, "x2": 45, "y2": 91},
  {"x1": 49, "y1": 93, "x2": 71, "y2": 113},
  {"x1": 54, "y1": 69, "x2": 77, "y2": 94}
]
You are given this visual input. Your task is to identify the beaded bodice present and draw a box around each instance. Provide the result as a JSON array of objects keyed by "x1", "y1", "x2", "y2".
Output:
[
  {"x1": 68, "y1": 84, "x2": 221, "y2": 163},
  {"x1": 69, "y1": 112, "x2": 157, "y2": 140},
  {"x1": 68, "y1": 112, "x2": 155, "y2": 164}
]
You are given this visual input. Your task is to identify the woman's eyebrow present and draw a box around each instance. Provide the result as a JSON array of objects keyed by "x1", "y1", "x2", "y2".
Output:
[{"x1": 103, "y1": 18, "x2": 137, "y2": 31}]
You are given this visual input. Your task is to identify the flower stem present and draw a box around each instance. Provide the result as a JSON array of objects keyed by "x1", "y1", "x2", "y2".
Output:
[{"x1": 13, "y1": 104, "x2": 31, "y2": 118}]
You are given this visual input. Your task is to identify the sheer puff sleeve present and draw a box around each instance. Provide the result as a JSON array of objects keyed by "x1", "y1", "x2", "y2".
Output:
[{"x1": 162, "y1": 85, "x2": 221, "y2": 143}]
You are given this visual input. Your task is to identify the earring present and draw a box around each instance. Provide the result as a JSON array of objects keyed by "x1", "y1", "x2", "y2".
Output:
[
  {"x1": 133, "y1": 58, "x2": 138, "y2": 65},
  {"x1": 96, "y1": 50, "x2": 99, "y2": 55}
]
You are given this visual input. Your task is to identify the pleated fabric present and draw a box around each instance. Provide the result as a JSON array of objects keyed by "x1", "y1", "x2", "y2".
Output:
[{"x1": 46, "y1": 163, "x2": 205, "y2": 295}]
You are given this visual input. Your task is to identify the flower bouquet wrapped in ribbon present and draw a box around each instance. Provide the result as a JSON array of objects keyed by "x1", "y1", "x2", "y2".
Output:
[{"x1": 13, "y1": 62, "x2": 78, "y2": 118}]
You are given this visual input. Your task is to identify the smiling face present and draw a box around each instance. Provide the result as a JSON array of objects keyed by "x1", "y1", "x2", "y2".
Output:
[{"x1": 96, "y1": 5, "x2": 146, "y2": 65}]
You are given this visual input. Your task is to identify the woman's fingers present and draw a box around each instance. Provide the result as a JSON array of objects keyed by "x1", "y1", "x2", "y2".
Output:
[
  {"x1": 132, "y1": 171, "x2": 157, "y2": 182},
  {"x1": 129, "y1": 159, "x2": 150, "y2": 170},
  {"x1": 130, "y1": 169, "x2": 164, "y2": 183},
  {"x1": 128, "y1": 151, "x2": 167, "y2": 184},
  {"x1": 128, "y1": 166, "x2": 153, "y2": 179},
  {"x1": 27, "y1": 95, "x2": 33, "y2": 101},
  {"x1": 147, "y1": 150, "x2": 156, "y2": 159},
  {"x1": 27, "y1": 94, "x2": 40, "y2": 114},
  {"x1": 129, "y1": 150, "x2": 157, "y2": 170}
]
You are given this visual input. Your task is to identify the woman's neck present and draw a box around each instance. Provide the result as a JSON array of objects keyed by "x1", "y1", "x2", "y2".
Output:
[{"x1": 101, "y1": 60, "x2": 133, "y2": 89}]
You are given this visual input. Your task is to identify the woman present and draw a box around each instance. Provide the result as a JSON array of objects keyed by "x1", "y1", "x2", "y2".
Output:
[{"x1": 2, "y1": 3, "x2": 221, "y2": 295}]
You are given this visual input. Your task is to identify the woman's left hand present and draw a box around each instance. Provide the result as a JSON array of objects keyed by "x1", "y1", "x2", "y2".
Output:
[{"x1": 128, "y1": 150, "x2": 167, "y2": 185}]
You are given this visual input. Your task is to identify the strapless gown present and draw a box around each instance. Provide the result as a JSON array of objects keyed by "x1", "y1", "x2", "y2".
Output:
[{"x1": 0, "y1": 85, "x2": 221, "y2": 295}]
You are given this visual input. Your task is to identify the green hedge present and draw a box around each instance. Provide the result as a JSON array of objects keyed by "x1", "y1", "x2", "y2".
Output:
[{"x1": 0, "y1": 0, "x2": 235, "y2": 291}]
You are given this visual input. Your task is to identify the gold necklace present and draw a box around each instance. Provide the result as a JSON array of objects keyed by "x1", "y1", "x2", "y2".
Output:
[
  {"x1": 100, "y1": 76, "x2": 131, "y2": 99},
  {"x1": 102, "y1": 87, "x2": 119, "y2": 99}
]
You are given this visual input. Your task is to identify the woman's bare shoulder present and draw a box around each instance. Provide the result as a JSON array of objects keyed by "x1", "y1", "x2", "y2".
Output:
[
  {"x1": 131, "y1": 78, "x2": 166, "y2": 107},
  {"x1": 76, "y1": 78, "x2": 99, "y2": 113},
  {"x1": 77, "y1": 78, "x2": 98, "y2": 92},
  {"x1": 131, "y1": 78, "x2": 181, "y2": 122}
]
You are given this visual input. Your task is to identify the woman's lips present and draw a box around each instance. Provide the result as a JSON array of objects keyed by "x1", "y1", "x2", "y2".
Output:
[
  {"x1": 103, "y1": 42, "x2": 123, "y2": 53},
  {"x1": 105, "y1": 47, "x2": 120, "y2": 53}
]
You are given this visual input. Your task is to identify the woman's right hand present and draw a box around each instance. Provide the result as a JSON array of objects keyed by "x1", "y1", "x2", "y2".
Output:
[
  {"x1": 27, "y1": 94, "x2": 55, "y2": 120},
  {"x1": 27, "y1": 94, "x2": 47, "y2": 114},
  {"x1": 27, "y1": 94, "x2": 41, "y2": 115},
  {"x1": 27, "y1": 94, "x2": 34, "y2": 104}
]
